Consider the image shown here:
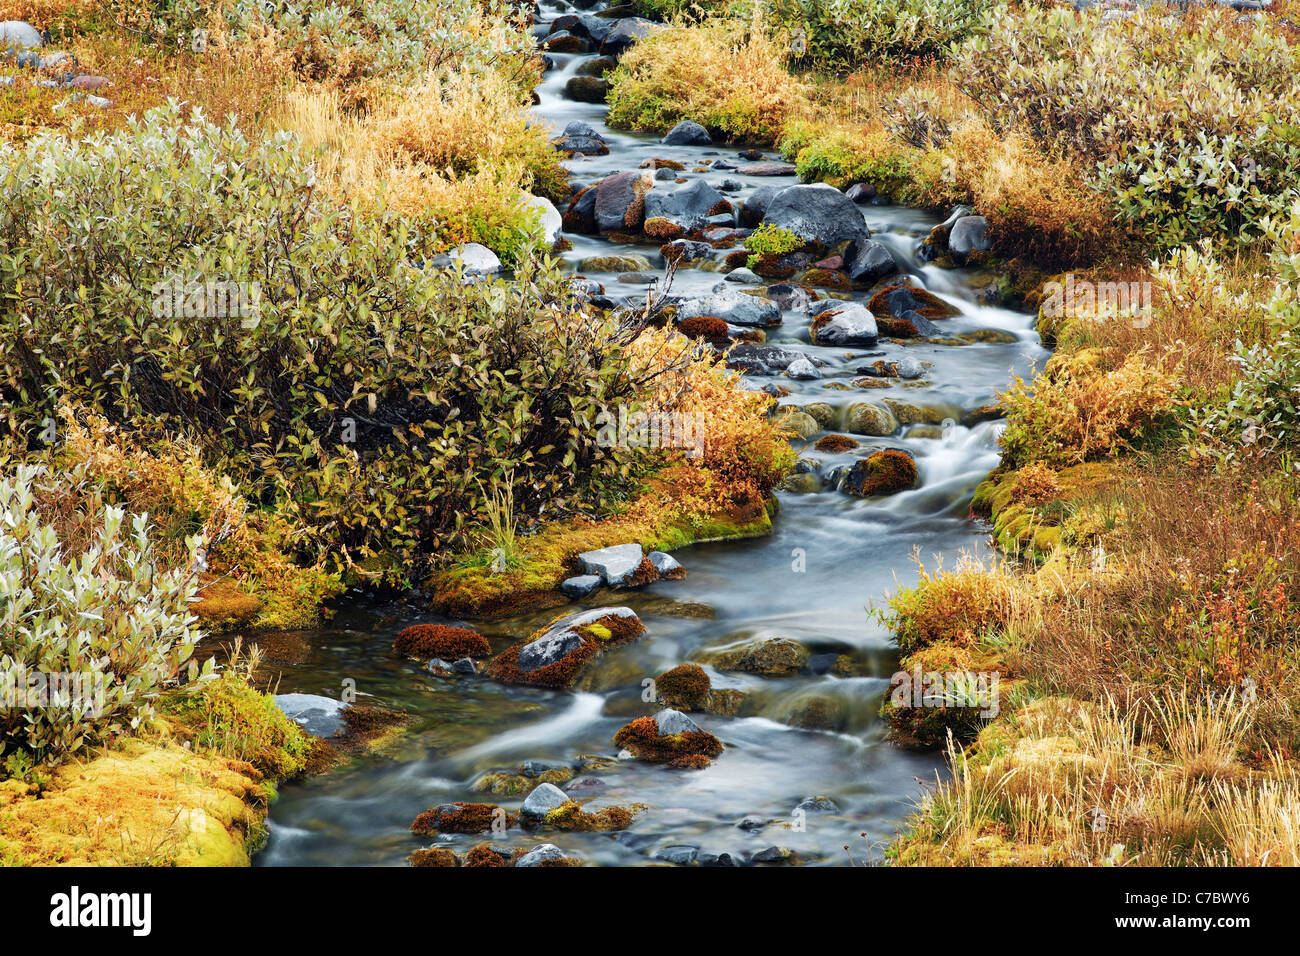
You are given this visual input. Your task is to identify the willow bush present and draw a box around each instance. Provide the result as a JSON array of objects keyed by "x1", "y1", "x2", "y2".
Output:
[
  {"x1": 0, "y1": 464, "x2": 204, "y2": 767},
  {"x1": 0, "y1": 104, "x2": 648, "y2": 581}
]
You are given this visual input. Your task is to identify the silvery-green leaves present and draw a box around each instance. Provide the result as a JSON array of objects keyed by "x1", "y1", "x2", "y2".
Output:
[{"x1": 0, "y1": 464, "x2": 202, "y2": 765}]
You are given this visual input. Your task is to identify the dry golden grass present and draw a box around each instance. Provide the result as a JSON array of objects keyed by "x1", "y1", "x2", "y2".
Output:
[
  {"x1": 893, "y1": 691, "x2": 1300, "y2": 866},
  {"x1": 606, "y1": 12, "x2": 810, "y2": 143},
  {"x1": 277, "y1": 80, "x2": 561, "y2": 258}
]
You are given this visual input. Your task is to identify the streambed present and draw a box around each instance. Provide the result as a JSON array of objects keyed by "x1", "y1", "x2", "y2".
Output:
[{"x1": 254, "y1": 1, "x2": 1048, "y2": 867}]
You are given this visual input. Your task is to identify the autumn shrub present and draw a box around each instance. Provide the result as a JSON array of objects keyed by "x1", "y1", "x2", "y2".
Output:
[
  {"x1": 954, "y1": 5, "x2": 1300, "y2": 251},
  {"x1": 770, "y1": 0, "x2": 985, "y2": 69},
  {"x1": 104, "y1": 0, "x2": 537, "y2": 99},
  {"x1": 998, "y1": 348, "x2": 1184, "y2": 468},
  {"x1": 0, "y1": 104, "x2": 653, "y2": 581},
  {"x1": 606, "y1": 14, "x2": 810, "y2": 144},
  {"x1": 47, "y1": 407, "x2": 342, "y2": 629},
  {"x1": 0, "y1": 463, "x2": 203, "y2": 766},
  {"x1": 886, "y1": 556, "x2": 1018, "y2": 653},
  {"x1": 279, "y1": 83, "x2": 561, "y2": 263},
  {"x1": 1188, "y1": 202, "x2": 1300, "y2": 465}
]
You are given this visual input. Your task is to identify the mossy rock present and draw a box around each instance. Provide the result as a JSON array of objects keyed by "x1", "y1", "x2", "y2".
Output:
[
  {"x1": 485, "y1": 608, "x2": 647, "y2": 689},
  {"x1": 843, "y1": 449, "x2": 918, "y2": 497},
  {"x1": 695, "y1": 636, "x2": 810, "y2": 677},
  {"x1": 612, "y1": 715, "x2": 724, "y2": 766},
  {"x1": 577, "y1": 254, "x2": 652, "y2": 272},
  {"x1": 394, "y1": 624, "x2": 490, "y2": 660},
  {"x1": 846, "y1": 401, "x2": 899, "y2": 436}
]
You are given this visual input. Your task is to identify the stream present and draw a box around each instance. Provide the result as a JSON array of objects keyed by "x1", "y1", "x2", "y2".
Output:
[{"x1": 254, "y1": 2, "x2": 1048, "y2": 867}]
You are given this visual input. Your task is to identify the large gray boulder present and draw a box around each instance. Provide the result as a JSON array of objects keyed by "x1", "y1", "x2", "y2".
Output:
[
  {"x1": 677, "y1": 287, "x2": 781, "y2": 327},
  {"x1": 0, "y1": 21, "x2": 42, "y2": 49},
  {"x1": 761, "y1": 183, "x2": 870, "y2": 249},
  {"x1": 594, "y1": 171, "x2": 651, "y2": 232},
  {"x1": 949, "y1": 215, "x2": 993, "y2": 257}
]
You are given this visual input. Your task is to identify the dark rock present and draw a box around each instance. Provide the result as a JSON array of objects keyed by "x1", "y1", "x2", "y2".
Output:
[
  {"x1": 652, "y1": 845, "x2": 699, "y2": 865},
  {"x1": 643, "y1": 177, "x2": 727, "y2": 232},
  {"x1": 845, "y1": 238, "x2": 899, "y2": 285},
  {"x1": 663, "y1": 119, "x2": 711, "y2": 146},
  {"x1": 599, "y1": 17, "x2": 658, "y2": 56},
  {"x1": 594, "y1": 170, "x2": 651, "y2": 232},
  {"x1": 845, "y1": 182, "x2": 876, "y2": 203},
  {"x1": 739, "y1": 185, "x2": 778, "y2": 228},
  {"x1": 564, "y1": 75, "x2": 608, "y2": 102}
]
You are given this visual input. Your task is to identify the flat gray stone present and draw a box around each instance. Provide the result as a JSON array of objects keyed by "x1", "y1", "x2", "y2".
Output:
[
  {"x1": 578, "y1": 543, "x2": 644, "y2": 586},
  {"x1": 678, "y1": 287, "x2": 781, "y2": 328},
  {"x1": 561, "y1": 573, "x2": 602, "y2": 598}
]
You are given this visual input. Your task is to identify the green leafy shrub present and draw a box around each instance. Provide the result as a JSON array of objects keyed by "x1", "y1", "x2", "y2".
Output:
[
  {"x1": 770, "y1": 0, "x2": 984, "y2": 68},
  {"x1": 954, "y1": 6, "x2": 1300, "y2": 251},
  {"x1": 744, "y1": 223, "x2": 803, "y2": 267},
  {"x1": 0, "y1": 105, "x2": 649, "y2": 581},
  {"x1": 0, "y1": 464, "x2": 203, "y2": 766},
  {"x1": 1189, "y1": 203, "x2": 1300, "y2": 465}
]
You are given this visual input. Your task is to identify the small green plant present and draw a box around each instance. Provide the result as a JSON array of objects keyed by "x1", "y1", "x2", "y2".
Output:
[{"x1": 745, "y1": 223, "x2": 804, "y2": 268}]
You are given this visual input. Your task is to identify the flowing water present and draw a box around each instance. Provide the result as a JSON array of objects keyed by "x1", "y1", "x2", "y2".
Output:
[{"x1": 255, "y1": 2, "x2": 1048, "y2": 866}]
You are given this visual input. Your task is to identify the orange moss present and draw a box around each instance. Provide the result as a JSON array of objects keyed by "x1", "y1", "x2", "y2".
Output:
[
  {"x1": 393, "y1": 624, "x2": 490, "y2": 659},
  {"x1": 410, "y1": 847, "x2": 458, "y2": 867},
  {"x1": 484, "y1": 610, "x2": 647, "y2": 689},
  {"x1": 537, "y1": 800, "x2": 639, "y2": 831},
  {"x1": 655, "y1": 663, "x2": 712, "y2": 709},
  {"x1": 815, "y1": 434, "x2": 858, "y2": 453},
  {"x1": 796, "y1": 268, "x2": 852, "y2": 291},
  {"x1": 647, "y1": 217, "x2": 686, "y2": 240},
  {"x1": 868, "y1": 284, "x2": 960, "y2": 320},
  {"x1": 844, "y1": 449, "x2": 918, "y2": 497},
  {"x1": 410, "y1": 802, "x2": 512, "y2": 835},
  {"x1": 679, "y1": 315, "x2": 731, "y2": 344},
  {"x1": 613, "y1": 715, "x2": 724, "y2": 765}
]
